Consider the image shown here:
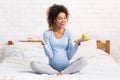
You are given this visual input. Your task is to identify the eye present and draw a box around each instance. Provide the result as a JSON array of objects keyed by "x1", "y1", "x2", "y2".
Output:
[
  {"x1": 57, "y1": 17, "x2": 67, "y2": 20},
  {"x1": 57, "y1": 17, "x2": 62, "y2": 20},
  {"x1": 64, "y1": 17, "x2": 67, "y2": 19}
]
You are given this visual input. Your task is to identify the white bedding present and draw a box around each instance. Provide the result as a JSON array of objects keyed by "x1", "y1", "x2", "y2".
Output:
[{"x1": 0, "y1": 41, "x2": 120, "y2": 80}]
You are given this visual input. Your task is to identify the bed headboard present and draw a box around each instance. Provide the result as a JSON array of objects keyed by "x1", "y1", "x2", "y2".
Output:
[
  {"x1": 96, "y1": 40, "x2": 110, "y2": 54},
  {"x1": 7, "y1": 40, "x2": 110, "y2": 54}
]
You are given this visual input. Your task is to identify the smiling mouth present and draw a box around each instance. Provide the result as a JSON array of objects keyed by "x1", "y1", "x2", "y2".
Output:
[{"x1": 61, "y1": 23, "x2": 65, "y2": 25}]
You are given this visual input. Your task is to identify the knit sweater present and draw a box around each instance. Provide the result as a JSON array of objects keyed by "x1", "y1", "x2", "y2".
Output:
[{"x1": 43, "y1": 29, "x2": 79, "y2": 70}]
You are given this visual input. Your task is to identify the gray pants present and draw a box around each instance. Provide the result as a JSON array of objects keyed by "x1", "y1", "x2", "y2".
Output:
[{"x1": 30, "y1": 57, "x2": 87, "y2": 75}]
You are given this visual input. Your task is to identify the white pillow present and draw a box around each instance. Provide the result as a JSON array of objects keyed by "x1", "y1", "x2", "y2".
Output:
[
  {"x1": 72, "y1": 39, "x2": 108, "y2": 59},
  {"x1": 0, "y1": 41, "x2": 7, "y2": 62},
  {"x1": 4, "y1": 42, "x2": 48, "y2": 64},
  {"x1": 0, "y1": 46, "x2": 5, "y2": 62},
  {"x1": 80, "y1": 39, "x2": 97, "y2": 48}
]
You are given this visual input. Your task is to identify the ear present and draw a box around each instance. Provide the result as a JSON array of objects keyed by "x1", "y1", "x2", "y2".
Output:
[
  {"x1": 53, "y1": 19, "x2": 56, "y2": 23},
  {"x1": 53, "y1": 19, "x2": 57, "y2": 26}
]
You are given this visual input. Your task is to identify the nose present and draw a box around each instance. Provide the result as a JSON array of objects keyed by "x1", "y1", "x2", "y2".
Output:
[{"x1": 62, "y1": 18, "x2": 67, "y2": 22}]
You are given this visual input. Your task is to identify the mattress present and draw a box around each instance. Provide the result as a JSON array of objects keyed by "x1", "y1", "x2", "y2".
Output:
[{"x1": 0, "y1": 41, "x2": 120, "y2": 80}]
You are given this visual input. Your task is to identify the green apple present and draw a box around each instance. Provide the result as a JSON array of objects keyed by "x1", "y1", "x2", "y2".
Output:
[{"x1": 82, "y1": 33, "x2": 89, "y2": 39}]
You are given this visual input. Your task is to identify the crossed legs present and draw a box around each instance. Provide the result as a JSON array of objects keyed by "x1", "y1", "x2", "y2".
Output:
[{"x1": 30, "y1": 57, "x2": 87, "y2": 75}]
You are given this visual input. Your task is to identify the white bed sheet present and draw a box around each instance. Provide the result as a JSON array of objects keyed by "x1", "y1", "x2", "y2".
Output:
[
  {"x1": 0, "y1": 42, "x2": 120, "y2": 80},
  {"x1": 0, "y1": 52, "x2": 120, "y2": 80}
]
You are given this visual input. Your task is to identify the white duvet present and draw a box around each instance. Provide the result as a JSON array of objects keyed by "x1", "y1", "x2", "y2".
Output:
[{"x1": 0, "y1": 41, "x2": 120, "y2": 80}]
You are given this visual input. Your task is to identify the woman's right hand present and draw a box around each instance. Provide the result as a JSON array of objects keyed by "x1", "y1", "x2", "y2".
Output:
[
  {"x1": 39, "y1": 38, "x2": 45, "y2": 45},
  {"x1": 19, "y1": 38, "x2": 45, "y2": 45},
  {"x1": 27, "y1": 38, "x2": 45, "y2": 45},
  {"x1": 33, "y1": 38, "x2": 45, "y2": 45}
]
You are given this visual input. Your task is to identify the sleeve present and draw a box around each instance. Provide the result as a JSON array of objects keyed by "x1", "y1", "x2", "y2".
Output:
[
  {"x1": 66, "y1": 31, "x2": 80, "y2": 60},
  {"x1": 42, "y1": 31, "x2": 53, "y2": 59}
]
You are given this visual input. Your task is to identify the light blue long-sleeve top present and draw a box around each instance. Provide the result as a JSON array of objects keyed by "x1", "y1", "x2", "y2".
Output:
[{"x1": 43, "y1": 29, "x2": 79, "y2": 71}]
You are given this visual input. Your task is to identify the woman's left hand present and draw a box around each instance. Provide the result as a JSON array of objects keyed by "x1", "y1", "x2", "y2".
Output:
[{"x1": 74, "y1": 38, "x2": 89, "y2": 45}]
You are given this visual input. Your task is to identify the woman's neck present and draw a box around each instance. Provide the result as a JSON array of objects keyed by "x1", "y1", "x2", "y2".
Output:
[
  {"x1": 53, "y1": 28, "x2": 65, "y2": 33},
  {"x1": 53, "y1": 28, "x2": 65, "y2": 38}
]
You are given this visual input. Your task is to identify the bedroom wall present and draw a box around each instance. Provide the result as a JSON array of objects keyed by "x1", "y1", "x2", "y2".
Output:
[{"x1": 0, "y1": 0, "x2": 120, "y2": 54}]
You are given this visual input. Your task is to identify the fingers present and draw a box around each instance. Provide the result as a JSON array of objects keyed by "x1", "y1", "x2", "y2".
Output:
[
  {"x1": 74, "y1": 38, "x2": 90, "y2": 44},
  {"x1": 81, "y1": 38, "x2": 90, "y2": 41}
]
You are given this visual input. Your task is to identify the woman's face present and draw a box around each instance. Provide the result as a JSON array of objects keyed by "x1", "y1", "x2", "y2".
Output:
[{"x1": 55, "y1": 12, "x2": 68, "y2": 29}]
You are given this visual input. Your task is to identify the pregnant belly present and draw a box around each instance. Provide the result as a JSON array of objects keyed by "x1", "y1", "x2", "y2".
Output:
[{"x1": 50, "y1": 52, "x2": 69, "y2": 70}]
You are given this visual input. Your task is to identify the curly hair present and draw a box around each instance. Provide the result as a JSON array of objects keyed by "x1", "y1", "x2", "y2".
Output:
[{"x1": 47, "y1": 4, "x2": 69, "y2": 30}]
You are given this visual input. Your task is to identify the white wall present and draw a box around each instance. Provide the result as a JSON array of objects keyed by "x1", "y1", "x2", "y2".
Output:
[{"x1": 0, "y1": 0, "x2": 120, "y2": 54}]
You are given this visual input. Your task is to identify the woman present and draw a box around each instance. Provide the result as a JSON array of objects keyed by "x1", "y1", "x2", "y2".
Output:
[{"x1": 30, "y1": 4, "x2": 88, "y2": 75}]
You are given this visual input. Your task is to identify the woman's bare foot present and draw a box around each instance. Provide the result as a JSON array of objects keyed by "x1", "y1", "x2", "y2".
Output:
[{"x1": 56, "y1": 71, "x2": 62, "y2": 76}]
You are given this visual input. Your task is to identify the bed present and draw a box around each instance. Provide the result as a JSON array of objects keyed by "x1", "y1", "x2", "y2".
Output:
[{"x1": 0, "y1": 40, "x2": 120, "y2": 80}]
